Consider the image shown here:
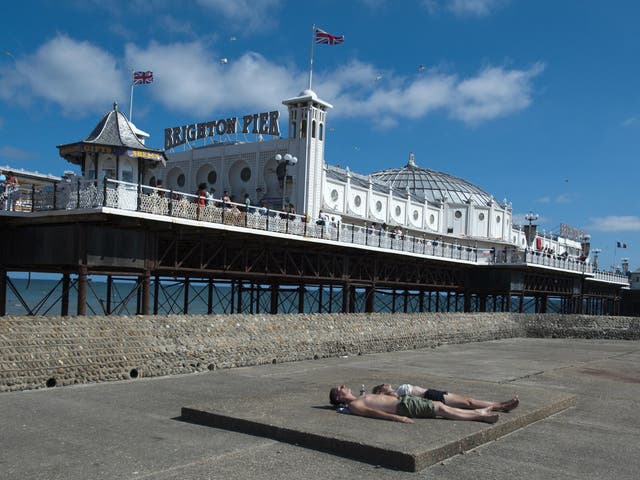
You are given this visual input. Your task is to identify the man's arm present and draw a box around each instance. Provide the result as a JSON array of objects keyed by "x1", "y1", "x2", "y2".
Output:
[{"x1": 348, "y1": 402, "x2": 413, "y2": 424}]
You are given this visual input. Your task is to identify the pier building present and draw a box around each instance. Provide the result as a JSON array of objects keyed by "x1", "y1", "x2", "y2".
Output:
[{"x1": 0, "y1": 89, "x2": 630, "y2": 317}]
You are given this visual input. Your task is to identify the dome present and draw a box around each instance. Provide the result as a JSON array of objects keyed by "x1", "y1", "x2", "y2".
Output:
[{"x1": 370, "y1": 153, "x2": 495, "y2": 206}]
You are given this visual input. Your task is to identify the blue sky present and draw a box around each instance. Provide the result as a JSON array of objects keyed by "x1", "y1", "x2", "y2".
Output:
[{"x1": 1, "y1": 0, "x2": 638, "y2": 271}]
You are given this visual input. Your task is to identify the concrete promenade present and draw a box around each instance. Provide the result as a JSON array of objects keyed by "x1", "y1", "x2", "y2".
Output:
[{"x1": 1, "y1": 337, "x2": 639, "y2": 479}]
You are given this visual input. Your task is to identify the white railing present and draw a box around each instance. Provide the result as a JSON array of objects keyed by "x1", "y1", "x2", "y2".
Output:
[{"x1": 7, "y1": 178, "x2": 630, "y2": 285}]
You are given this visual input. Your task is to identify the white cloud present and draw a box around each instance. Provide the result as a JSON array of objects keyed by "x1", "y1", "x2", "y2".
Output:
[
  {"x1": 451, "y1": 63, "x2": 544, "y2": 123},
  {"x1": 424, "y1": 0, "x2": 509, "y2": 17},
  {"x1": 195, "y1": 0, "x2": 283, "y2": 31},
  {"x1": 0, "y1": 34, "x2": 543, "y2": 127},
  {"x1": 588, "y1": 216, "x2": 640, "y2": 232},
  {"x1": 319, "y1": 61, "x2": 543, "y2": 126},
  {"x1": 622, "y1": 116, "x2": 639, "y2": 127},
  {"x1": 125, "y1": 41, "x2": 303, "y2": 117},
  {"x1": 536, "y1": 196, "x2": 551, "y2": 203},
  {"x1": 0, "y1": 34, "x2": 125, "y2": 115}
]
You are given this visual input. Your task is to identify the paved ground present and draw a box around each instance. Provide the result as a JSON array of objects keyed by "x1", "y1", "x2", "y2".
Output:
[{"x1": 1, "y1": 338, "x2": 639, "y2": 479}]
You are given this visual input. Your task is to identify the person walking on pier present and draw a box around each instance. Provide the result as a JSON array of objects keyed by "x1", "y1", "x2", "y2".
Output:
[{"x1": 371, "y1": 383, "x2": 519, "y2": 412}]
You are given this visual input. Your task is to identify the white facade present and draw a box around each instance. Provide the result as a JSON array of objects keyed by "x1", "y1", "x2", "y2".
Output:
[{"x1": 148, "y1": 89, "x2": 585, "y2": 256}]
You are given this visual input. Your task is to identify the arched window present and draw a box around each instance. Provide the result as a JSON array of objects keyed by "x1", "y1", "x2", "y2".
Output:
[
  {"x1": 319, "y1": 123, "x2": 324, "y2": 141},
  {"x1": 290, "y1": 122, "x2": 296, "y2": 138},
  {"x1": 312, "y1": 120, "x2": 316, "y2": 138},
  {"x1": 300, "y1": 119, "x2": 307, "y2": 138}
]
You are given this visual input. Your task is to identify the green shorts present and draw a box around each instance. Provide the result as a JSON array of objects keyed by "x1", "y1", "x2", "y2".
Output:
[{"x1": 396, "y1": 395, "x2": 436, "y2": 418}]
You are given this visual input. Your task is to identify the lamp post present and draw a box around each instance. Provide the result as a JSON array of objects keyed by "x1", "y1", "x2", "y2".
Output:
[
  {"x1": 275, "y1": 153, "x2": 297, "y2": 210},
  {"x1": 523, "y1": 211, "x2": 539, "y2": 248},
  {"x1": 592, "y1": 248, "x2": 601, "y2": 271}
]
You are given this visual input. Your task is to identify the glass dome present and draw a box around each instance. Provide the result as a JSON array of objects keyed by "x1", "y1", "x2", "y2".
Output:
[{"x1": 370, "y1": 153, "x2": 495, "y2": 206}]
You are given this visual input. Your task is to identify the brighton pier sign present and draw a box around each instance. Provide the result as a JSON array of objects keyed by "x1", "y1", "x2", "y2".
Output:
[{"x1": 164, "y1": 110, "x2": 280, "y2": 150}]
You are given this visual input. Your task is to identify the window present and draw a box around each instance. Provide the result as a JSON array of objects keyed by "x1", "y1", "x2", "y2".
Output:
[
  {"x1": 496, "y1": 215, "x2": 501, "y2": 223},
  {"x1": 312, "y1": 120, "x2": 316, "y2": 138},
  {"x1": 319, "y1": 123, "x2": 324, "y2": 141},
  {"x1": 395, "y1": 206, "x2": 401, "y2": 216},
  {"x1": 376, "y1": 200, "x2": 383, "y2": 212},
  {"x1": 240, "y1": 167, "x2": 251, "y2": 182},
  {"x1": 413, "y1": 210, "x2": 419, "y2": 220},
  {"x1": 177, "y1": 174, "x2": 185, "y2": 187},
  {"x1": 354, "y1": 195, "x2": 361, "y2": 207},
  {"x1": 331, "y1": 189, "x2": 339, "y2": 201},
  {"x1": 149, "y1": 176, "x2": 156, "y2": 187},
  {"x1": 208, "y1": 170, "x2": 217, "y2": 184},
  {"x1": 429, "y1": 214, "x2": 435, "y2": 225},
  {"x1": 454, "y1": 210, "x2": 462, "y2": 219},
  {"x1": 478, "y1": 212, "x2": 485, "y2": 220}
]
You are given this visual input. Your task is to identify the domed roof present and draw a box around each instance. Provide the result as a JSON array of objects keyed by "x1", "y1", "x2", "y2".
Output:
[{"x1": 370, "y1": 153, "x2": 494, "y2": 206}]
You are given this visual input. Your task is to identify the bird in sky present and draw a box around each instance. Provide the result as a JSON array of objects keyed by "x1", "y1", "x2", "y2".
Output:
[
  {"x1": 220, "y1": 58, "x2": 228, "y2": 65},
  {"x1": 417, "y1": 64, "x2": 425, "y2": 72}
]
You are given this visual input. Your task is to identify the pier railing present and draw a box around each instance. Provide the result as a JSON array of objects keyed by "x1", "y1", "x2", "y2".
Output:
[{"x1": 5, "y1": 178, "x2": 630, "y2": 284}]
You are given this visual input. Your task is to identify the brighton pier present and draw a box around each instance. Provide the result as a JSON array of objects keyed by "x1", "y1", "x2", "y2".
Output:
[{"x1": 0, "y1": 89, "x2": 631, "y2": 317}]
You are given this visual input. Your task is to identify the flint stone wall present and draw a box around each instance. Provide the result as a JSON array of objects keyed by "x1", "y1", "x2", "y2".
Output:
[{"x1": 0, "y1": 312, "x2": 638, "y2": 392}]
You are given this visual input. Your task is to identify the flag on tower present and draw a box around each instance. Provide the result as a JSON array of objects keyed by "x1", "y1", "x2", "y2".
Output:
[
  {"x1": 616, "y1": 241, "x2": 627, "y2": 248},
  {"x1": 315, "y1": 27, "x2": 344, "y2": 45},
  {"x1": 133, "y1": 71, "x2": 154, "y2": 85}
]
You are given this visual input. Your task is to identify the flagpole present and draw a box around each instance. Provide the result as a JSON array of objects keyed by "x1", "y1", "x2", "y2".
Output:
[
  {"x1": 129, "y1": 70, "x2": 135, "y2": 121},
  {"x1": 308, "y1": 24, "x2": 315, "y2": 90},
  {"x1": 613, "y1": 243, "x2": 617, "y2": 271}
]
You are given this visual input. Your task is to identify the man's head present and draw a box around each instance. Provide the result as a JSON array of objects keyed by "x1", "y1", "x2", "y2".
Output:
[
  {"x1": 329, "y1": 385, "x2": 351, "y2": 406},
  {"x1": 372, "y1": 384, "x2": 394, "y2": 395}
]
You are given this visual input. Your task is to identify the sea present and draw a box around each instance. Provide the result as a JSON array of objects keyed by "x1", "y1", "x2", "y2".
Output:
[{"x1": 4, "y1": 276, "x2": 549, "y2": 317}]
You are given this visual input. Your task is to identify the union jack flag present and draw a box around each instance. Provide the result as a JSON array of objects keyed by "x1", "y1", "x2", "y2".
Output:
[
  {"x1": 315, "y1": 27, "x2": 344, "y2": 45},
  {"x1": 133, "y1": 71, "x2": 154, "y2": 85}
]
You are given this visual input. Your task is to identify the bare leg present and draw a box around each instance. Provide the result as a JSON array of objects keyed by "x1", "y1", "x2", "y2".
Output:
[
  {"x1": 432, "y1": 402, "x2": 499, "y2": 424},
  {"x1": 443, "y1": 393, "x2": 519, "y2": 412}
]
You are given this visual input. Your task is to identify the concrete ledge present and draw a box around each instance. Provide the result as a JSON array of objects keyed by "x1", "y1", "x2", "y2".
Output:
[{"x1": 181, "y1": 380, "x2": 576, "y2": 472}]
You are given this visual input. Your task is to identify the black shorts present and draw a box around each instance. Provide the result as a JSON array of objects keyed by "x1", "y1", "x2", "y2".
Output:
[{"x1": 424, "y1": 389, "x2": 448, "y2": 403}]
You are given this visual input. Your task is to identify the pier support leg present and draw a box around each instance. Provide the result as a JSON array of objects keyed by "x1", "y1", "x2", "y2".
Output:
[
  {"x1": 0, "y1": 268, "x2": 6, "y2": 317},
  {"x1": 365, "y1": 286, "x2": 375, "y2": 313},
  {"x1": 61, "y1": 272, "x2": 70, "y2": 317},
  {"x1": 237, "y1": 280, "x2": 243, "y2": 313},
  {"x1": 141, "y1": 271, "x2": 150, "y2": 315},
  {"x1": 106, "y1": 275, "x2": 113, "y2": 315},
  {"x1": 77, "y1": 265, "x2": 88, "y2": 316},
  {"x1": 463, "y1": 291, "x2": 471, "y2": 312},
  {"x1": 342, "y1": 282, "x2": 351, "y2": 313},
  {"x1": 207, "y1": 277, "x2": 214, "y2": 314},
  {"x1": 153, "y1": 275, "x2": 159, "y2": 315},
  {"x1": 183, "y1": 277, "x2": 190, "y2": 314},
  {"x1": 270, "y1": 283, "x2": 278, "y2": 314},
  {"x1": 298, "y1": 283, "x2": 305, "y2": 313},
  {"x1": 403, "y1": 289, "x2": 409, "y2": 313}
]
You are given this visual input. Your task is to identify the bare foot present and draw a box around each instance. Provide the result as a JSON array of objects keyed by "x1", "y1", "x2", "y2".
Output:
[
  {"x1": 496, "y1": 396, "x2": 519, "y2": 413},
  {"x1": 477, "y1": 407, "x2": 499, "y2": 424}
]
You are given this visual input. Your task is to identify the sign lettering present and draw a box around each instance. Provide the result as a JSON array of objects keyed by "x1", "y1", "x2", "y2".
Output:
[{"x1": 164, "y1": 111, "x2": 279, "y2": 150}]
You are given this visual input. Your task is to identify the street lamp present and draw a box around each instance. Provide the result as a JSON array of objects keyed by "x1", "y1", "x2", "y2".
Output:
[
  {"x1": 592, "y1": 248, "x2": 602, "y2": 271},
  {"x1": 524, "y1": 211, "x2": 539, "y2": 226},
  {"x1": 523, "y1": 211, "x2": 539, "y2": 248},
  {"x1": 275, "y1": 153, "x2": 297, "y2": 210}
]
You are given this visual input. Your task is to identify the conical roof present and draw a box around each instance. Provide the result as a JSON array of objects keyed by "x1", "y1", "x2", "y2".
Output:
[
  {"x1": 57, "y1": 102, "x2": 166, "y2": 166},
  {"x1": 370, "y1": 153, "x2": 494, "y2": 206},
  {"x1": 83, "y1": 102, "x2": 149, "y2": 149}
]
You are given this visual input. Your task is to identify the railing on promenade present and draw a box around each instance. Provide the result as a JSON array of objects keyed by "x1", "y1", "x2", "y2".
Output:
[{"x1": 4, "y1": 178, "x2": 630, "y2": 284}]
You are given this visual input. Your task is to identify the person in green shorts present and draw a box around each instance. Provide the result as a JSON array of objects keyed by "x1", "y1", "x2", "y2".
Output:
[{"x1": 329, "y1": 385, "x2": 501, "y2": 424}]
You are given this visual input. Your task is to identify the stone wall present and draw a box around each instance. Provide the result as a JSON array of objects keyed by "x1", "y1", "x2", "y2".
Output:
[{"x1": 0, "y1": 312, "x2": 638, "y2": 392}]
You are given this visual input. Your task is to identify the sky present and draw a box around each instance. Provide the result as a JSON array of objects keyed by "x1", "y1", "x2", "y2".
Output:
[{"x1": 1, "y1": 0, "x2": 638, "y2": 271}]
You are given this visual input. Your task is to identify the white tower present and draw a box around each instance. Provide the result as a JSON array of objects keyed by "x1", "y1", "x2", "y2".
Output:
[{"x1": 282, "y1": 89, "x2": 332, "y2": 217}]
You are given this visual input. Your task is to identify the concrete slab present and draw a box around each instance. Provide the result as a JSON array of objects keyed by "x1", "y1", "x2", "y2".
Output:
[{"x1": 181, "y1": 373, "x2": 575, "y2": 471}]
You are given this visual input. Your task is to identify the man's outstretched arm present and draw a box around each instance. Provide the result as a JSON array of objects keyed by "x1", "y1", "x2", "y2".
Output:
[{"x1": 348, "y1": 403, "x2": 413, "y2": 423}]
